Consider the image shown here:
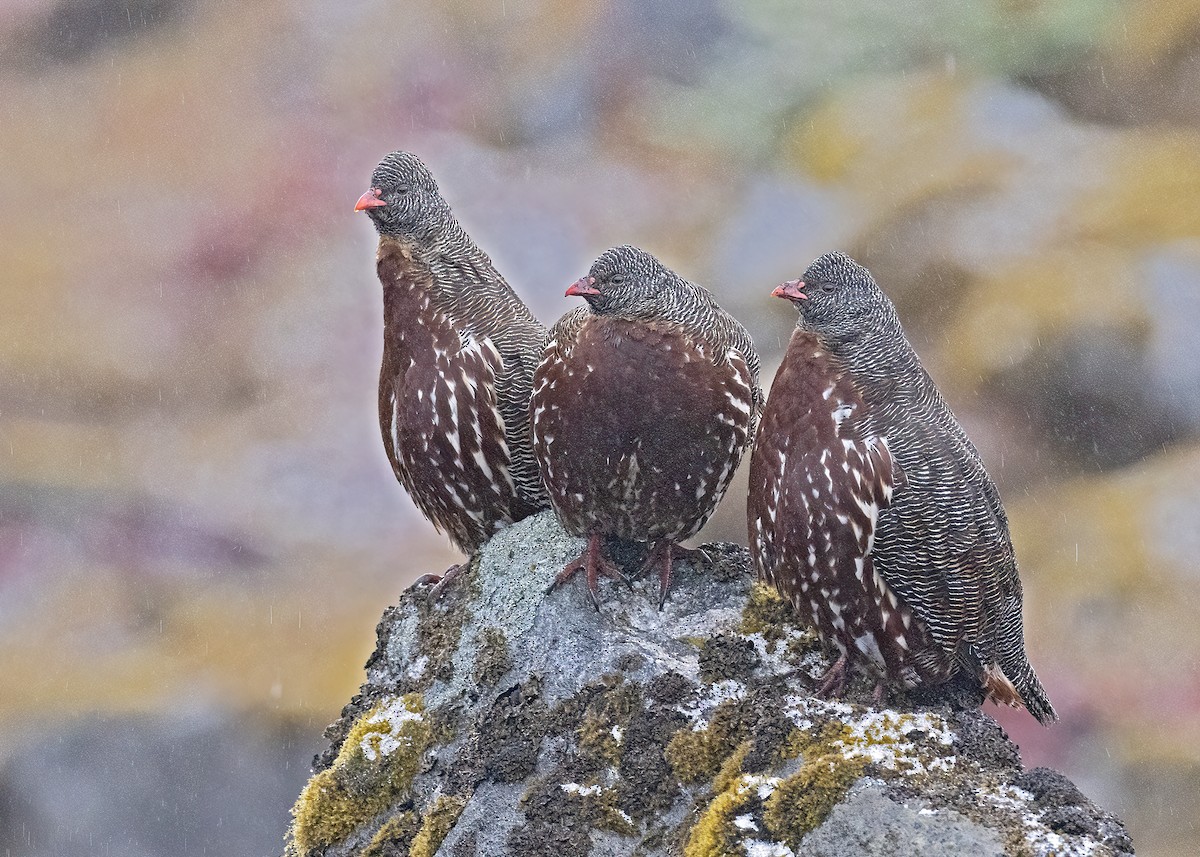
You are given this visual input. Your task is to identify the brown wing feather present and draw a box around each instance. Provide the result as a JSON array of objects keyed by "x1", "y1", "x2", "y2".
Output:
[
  {"x1": 749, "y1": 330, "x2": 950, "y2": 685},
  {"x1": 376, "y1": 242, "x2": 524, "y2": 553}
]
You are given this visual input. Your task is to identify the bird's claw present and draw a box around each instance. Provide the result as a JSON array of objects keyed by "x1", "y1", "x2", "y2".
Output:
[
  {"x1": 428, "y1": 562, "x2": 467, "y2": 598},
  {"x1": 815, "y1": 653, "x2": 850, "y2": 698},
  {"x1": 641, "y1": 541, "x2": 709, "y2": 611},
  {"x1": 406, "y1": 573, "x2": 443, "y2": 592},
  {"x1": 549, "y1": 534, "x2": 627, "y2": 609},
  {"x1": 406, "y1": 563, "x2": 468, "y2": 598}
]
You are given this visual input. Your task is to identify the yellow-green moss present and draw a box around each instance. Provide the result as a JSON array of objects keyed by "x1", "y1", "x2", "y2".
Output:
[
  {"x1": 684, "y1": 785, "x2": 754, "y2": 857},
  {"x1": 739, "y1": 584, "x2": 792, "y2": 643},
  {"x1": 680, "y1": 732, "x2": 865, "y2": 857},
  {"x1": 682, "y1": 742, "x2": 753, "y2": 857},
  {"x1": 740, "y1": 721, "x2": 867, "y2": 845},
  {"x1": 712, "y1": 741, "x2": 751, "y2": 793},
  {"x1": 599, "y1": 796, "x2": 639, "y2": 836},
  {"x1": 665, "y1": 700, "x2": 750, "y2": 784},
  {"x1": 290, "y1": 694, "x2": 431, "y2": 854},
  {"x1": 779, "y1": 720, "x2": 855, "y2": 762},
  {"x1": 665, "y1": 728, "x2": 721, "y2": 783},
  {"x1": 578, "y1": 680, "x2": 641, "y2": 767},
  {"x1": 762, "y1": 752, "x2": 866, "y2": 846},
  {"x1": 682, "y1": 721, "x2": 870, "y2": 851},
  {"x1": 410, "y1": 795, "x2": 468, "y2": 857},
  {"x1": 361, "y1": 810, "x2": 421, "y2": 857}
]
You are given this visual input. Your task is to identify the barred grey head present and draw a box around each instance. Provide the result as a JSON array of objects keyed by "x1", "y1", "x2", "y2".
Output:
[
  {"x1": 357, "y1": 151, "x2": 450, "y2": 238},
  {"x1": 780, "y1": 252, "x2": 900, "y2": 346},
  {"x1": 571, "y1": 245, "x2": 700, "y2": 321}
]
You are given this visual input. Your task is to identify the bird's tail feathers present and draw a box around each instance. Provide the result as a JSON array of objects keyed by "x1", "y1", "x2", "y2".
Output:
[
  {"x1": 1012, "y1": 665, "x2": 1058, "y2": 726},
  {"x1": 966, "y1": 637, "x2": 1058, "y2": 726},
  {"x1": 988, "y1": 601, "x2": 1059, "y2": 725},
  {"x1": 980, "y1": 660, "x2": 1058, "y2": 726},
  {"x1": 981, "y1": 663, "x2": 1022, "y2": 709}
]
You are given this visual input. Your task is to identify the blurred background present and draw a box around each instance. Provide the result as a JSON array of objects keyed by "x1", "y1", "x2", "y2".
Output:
[{"x1": 0, "y1": 0, "x2": 1197, "y2": 854}]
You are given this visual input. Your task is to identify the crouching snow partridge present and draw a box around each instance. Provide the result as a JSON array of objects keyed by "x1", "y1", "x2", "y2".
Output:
[{"x1": 531, "y1": 245, "x2": 761, "y2": 607}]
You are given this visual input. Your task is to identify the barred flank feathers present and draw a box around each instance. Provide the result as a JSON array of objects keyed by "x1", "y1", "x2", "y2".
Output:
[{"x1": 750, "y1": 252, "x2": 1056, "y2": 724}]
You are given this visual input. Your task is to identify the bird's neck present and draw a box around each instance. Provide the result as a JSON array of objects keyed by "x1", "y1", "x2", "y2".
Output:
[
  {"x1": 382, "y1": 210, "x2": 488, "y2": 267},
  {"x1": 377, "y1": 238, "x2": 437, "y2": 339},
  {"x1": 376, "y1": 222, "x2": 496, "y2": 297},
  {"x1": 376, "y1": 231, "x2": 538, "y2": 348},
  {"x1": 622, "y1": 285, "x2": 723, "y2": 342},
  {"x1": 822, "y1": 319, "x2": 930, "y2": 403}
]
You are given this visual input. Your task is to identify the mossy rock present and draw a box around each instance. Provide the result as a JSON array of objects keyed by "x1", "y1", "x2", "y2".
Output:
[
  {"x1": 283, "y1": 513, "x2": 1131, "y2": 857},
  {"x1": 289, "y1": 694, "x2": 430, "y2": 854}
]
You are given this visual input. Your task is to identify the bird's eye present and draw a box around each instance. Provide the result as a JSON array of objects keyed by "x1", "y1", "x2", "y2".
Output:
[
  {"x1": 610, "y1": 274, "x2": 626, "y2": 286},
  {"x1": 396, "y1": 185, "x2": 411, "y2": 195},
  {"x1": 820, "y1": 283, "x2": 836, "y2": 293}
]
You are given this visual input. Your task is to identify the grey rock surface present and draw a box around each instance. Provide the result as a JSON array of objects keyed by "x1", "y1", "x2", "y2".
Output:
[
  {"x1": 284, "y1": 511, "x2": 1132, "y2": 856},
  {"x1": 801, "y1": 781, "x2": 1006, "y2": 857}
]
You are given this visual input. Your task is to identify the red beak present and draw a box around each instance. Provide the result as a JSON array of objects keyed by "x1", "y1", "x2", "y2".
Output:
[
  {"x1": 354, "y1": 188, "x2": 388, "y2": 211},
  {"x1": 772, "y1": 279, "x2": 807, "y2": 301},
  {"x1": 565, "y1": 276, "x2": 601, "y2": 297}
]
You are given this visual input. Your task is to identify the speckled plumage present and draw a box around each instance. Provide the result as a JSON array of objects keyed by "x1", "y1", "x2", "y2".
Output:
[
  {"x1": 359, "y1": 151, "x2": 548, "y2": 556},
  {"x1": 748, "y1": 252, "x2": 1056, "y2": 724},
  {"x1": 531, "y1": 245, "x2": 762, "y2": 603}
]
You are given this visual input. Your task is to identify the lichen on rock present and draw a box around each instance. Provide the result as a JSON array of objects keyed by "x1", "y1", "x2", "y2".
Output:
[
  {"x1": 409, "y1": 795, "x2": 468, "y2": 857},
  {"x1": 283, "y1": 512, "x2": 1132, "y2": 856},
  {"x1": 289, "y1": 694, "x2": 430, "y2": 854}
]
